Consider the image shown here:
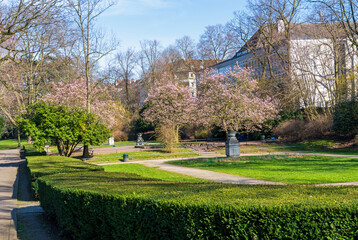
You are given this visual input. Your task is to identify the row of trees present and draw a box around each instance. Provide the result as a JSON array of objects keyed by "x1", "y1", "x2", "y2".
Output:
[
  {"x1": 0, "y1": 0, "x2": 121, "y2": 155},
  {"x1": 143, "y1": 67, "x2": 279, "y2": 151}
]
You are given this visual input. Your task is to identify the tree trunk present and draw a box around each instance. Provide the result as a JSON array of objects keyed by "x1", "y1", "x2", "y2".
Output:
[
  {"x1": 83, "y1": 145, "x2": 90, "y2": 158},
  {"x1": 17, "y1": 129, "x2": 21, "y2": 148},
  {"x1": 27, "y1": 136, "x2": 32, "y2": 144}
]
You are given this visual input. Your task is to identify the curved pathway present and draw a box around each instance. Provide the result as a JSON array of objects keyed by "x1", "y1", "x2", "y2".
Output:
[
  {"x1": 137, "y1": 158, "x2": 285, "y2": 185},
  {"x1": 98, "y1": 152, "x2": 358, "y2": 186},
  {"x1": 99, "y1": 155, "x2": 285, "y2": 185}
]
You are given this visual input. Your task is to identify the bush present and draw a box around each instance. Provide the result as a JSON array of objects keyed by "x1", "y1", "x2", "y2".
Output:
[
  {"x1": 37, "y1": 171, "x2": 358, "y2": 240},
  {"x1": 27, "y1": 156, "x2": 103, "y2": 197},
  {"x1": 181, "y1": 125, "x2": 212, "y2": 139},
  {"x1": 274, "y1": 115, "x2": 332, "y2": 141},
  {"x1": 155, "y1": 125, "x2": 178, "y2": 152},
  {"x1": 0, "y1": 115, "x2": 5, "y2": 135},
  {"x1": 333, "y1": 99, "x2": 358, "y2": 135}
]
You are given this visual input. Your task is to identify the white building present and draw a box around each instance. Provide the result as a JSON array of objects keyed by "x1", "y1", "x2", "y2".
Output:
[{"x1": 211, "y1": 21, "x2": 358, "y2": 108}]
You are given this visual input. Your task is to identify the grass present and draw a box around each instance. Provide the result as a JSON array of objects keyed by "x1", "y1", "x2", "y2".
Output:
[
  {"x1": 169, "y1": 155, "x2": 358, "y2": 184},
  {"x1": 0, "y1": 138, "x2": 27, "y2": 150},
  {"x1": 103, "y1": 164, "x2": 210, "y2": 183},
  {"x1": 285, "y1": 140, "x2": 358, "y2": 155},
  {"x1": 86, "y1": 148, "x2": 199, "y2": 164}
]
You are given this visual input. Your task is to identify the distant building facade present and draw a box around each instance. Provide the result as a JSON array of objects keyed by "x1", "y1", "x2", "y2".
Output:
[{"x1": 211, "y1": 20, "x2": 358, "y2": 108}]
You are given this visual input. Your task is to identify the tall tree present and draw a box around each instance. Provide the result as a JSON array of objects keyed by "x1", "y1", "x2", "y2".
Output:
[
  {"x1": 114, "y1": 48, "x2": 138, "y2": 110},
  {"x1": 198, "y1": 24, "x2": 239, "y2": 63},
  {"x1": 197, "y1": 66, "x2": 279, "y2": 134},
  {"x1": 312, "y1": 0, "x2": 358, "y2": 99},
  {"x1": 66, "y1": 0, "x2": 117, "y2": 157},
  {"x1": 229, "y1": 0, "x2": 304, "y2": 108},
  {"x1": 175, "y1": 36, "x2": 197, "y2": 60},
  {"x1": 139, "y1": 39, "x2": 162, "y2": 84}
]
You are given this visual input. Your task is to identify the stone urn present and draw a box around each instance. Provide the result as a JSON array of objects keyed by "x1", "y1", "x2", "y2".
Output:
[{"x1": 225, "y1": 130, "x2": 240, "y2": 157}]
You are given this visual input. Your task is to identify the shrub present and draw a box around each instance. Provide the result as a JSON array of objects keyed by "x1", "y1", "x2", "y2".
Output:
[
  {"x1": 274, "y1": 115, "x2": 332, "y2": 141},
  {"x1": 37, "y1": 171, "x2": 358, "y2": 240},
  {"x1": 18, "y1": 102, "x2": 111, "y2": 157},
  {"x1": 0, "y1": 115, "x2": 5, "y2": 135},
  {"x1": 155, "y1": 125, "x2": 178, "y2": 152},
  {"x1": 333, "y1": 99, "x2": 358, "y2": 135},
  {"x1": 27, "y1": 156, "x2": 103, "y2": 197}
]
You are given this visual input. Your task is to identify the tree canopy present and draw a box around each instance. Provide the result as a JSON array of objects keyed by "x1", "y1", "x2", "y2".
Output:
[{"x1": 18, "y1": 102, "x2": 110, "y2": 157}]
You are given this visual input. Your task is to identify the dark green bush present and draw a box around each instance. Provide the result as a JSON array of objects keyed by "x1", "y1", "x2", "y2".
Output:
[
  {"x1": 27, "y1": 156, "x2": 103, "y2": 197},
  {"x1": 333, "y1": 98, "x2": 358, "y2": 135},
  {"x1": 38, "y1": 171, "x2": 358, "y2": 240}
]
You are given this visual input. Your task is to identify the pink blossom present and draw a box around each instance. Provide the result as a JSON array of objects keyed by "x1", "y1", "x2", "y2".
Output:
[
  {"x1": 197, "y1": 64, "x2": 279, "y2": 132},
  {"x1": 42, "y1": 78, "x2": 122, "y2": 128}
]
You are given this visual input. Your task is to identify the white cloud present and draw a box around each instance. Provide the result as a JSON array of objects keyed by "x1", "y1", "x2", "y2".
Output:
[{"x1": 106, "y1": 0, "x2": 178, "y2": 16}]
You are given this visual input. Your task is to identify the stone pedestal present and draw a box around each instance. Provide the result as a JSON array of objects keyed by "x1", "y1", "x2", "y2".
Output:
[
  {"x1": 225, "y1": 130, "x2": 240, "y2": 157},
  {"x1": 108, "y1": 137, "x2": 114, "y2": 146}
]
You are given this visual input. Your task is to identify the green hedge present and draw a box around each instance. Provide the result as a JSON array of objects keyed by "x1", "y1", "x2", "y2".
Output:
[
  {"x1": 38, "y1": 171, "x2": 358, "y2": 239},
  {"x1": 27, "y1": 156, "x2": 103, "y2": 197}
]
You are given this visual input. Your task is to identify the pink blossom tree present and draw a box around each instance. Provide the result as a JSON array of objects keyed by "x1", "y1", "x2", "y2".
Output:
[
  {"x1": 42, "y1": 78, "x2": 122, "y2": 128},
  {"x1": 197, "y1": 65, "x2": 279, "y2": 134},
  {"x1": 142, "y1": 80, "x2": 196, "y2": 150}
]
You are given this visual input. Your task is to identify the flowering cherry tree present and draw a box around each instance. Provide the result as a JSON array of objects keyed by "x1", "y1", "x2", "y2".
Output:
[
  {"x1": 142, "y1": 80, "x2": 196, "y2": 148},
  {"x1": 42, "y1": 78, "x2": 122, "y2": 128},
  {"x1": 197, "y1": 66, "x2": 279, "y2": 133}
]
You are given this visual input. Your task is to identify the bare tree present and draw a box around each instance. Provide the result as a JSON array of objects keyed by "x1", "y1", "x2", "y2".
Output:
[
  {"x1": 198, "y1": 23, "x2": 239, "y2": 63},
  {"x1": 0, "y1": 0, "x2": 59, "y2": 88},
  {"x1": 228, "y1": 0, "x2": 304, "y2": 109},
  {"x1": 139, "y1": 40, "x2": 162, "y2": 83},
  {"x1": 114, "y1": 48, "x2": 138, "y2": 111},
  {"x1": 66, "y1": 0, "x2": 118, "y2": 157},
  {"x1": 311, "y1": 0, "x2": 358, "y2": 99},
  {"x1": 175, "y1": 36, "x2": 197, "y2": 60},
  {"x1": 66, "y1": 0, "x2": 117, "y2": 111}
]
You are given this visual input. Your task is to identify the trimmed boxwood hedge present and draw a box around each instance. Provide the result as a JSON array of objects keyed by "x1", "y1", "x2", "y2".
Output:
[
  {"x1": 27, "y1": 156, "x2": 103, "y2": 197},
  {"x1": 37, "y1": 171, "x2": 358, "y2": 239}
]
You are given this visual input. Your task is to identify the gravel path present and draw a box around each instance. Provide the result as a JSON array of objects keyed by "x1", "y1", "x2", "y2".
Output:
[
  {"x1": 137, "y1": 159, "x2": 285, "y2": 185},
  {"x1": 0, "y1": 149, "x2": 22, "y2": 240},
  {"x1": 0, "y1": 149, "x2": 67, "y2": 240}
]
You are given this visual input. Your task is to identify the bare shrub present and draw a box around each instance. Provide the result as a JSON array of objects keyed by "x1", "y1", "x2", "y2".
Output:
[
  {"x1": 182, "y1": 125, "x2": 212, "y2": 139},
  {"x1": 112, "y1": 129, "x2": 129, "y2": 141},
  {"x1": 156, "y1": 125, "x2": 178, "y2": 153},
  {"x1": 274, "y1": 115, "x2": 332, "y2": 141}
]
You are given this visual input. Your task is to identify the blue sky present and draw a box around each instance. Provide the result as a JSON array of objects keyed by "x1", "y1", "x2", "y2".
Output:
[{"x1": 98, "y1": 0, "x2": 247, "y2": 52}]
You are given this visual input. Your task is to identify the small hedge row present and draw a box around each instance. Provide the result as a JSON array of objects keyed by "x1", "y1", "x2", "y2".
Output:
[
  {"x1": 27, "y1": 155, "x2": 103, "y2": 197},
  {"x1": 37, "y1": 171, "x2": 358, "y2": 239}
]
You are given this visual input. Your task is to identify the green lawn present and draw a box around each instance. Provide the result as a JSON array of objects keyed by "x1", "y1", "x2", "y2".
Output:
[
  {"x1": 103, "y1": 164, "x2": 209, "y2": 183},
  {"x1": 169, "y1": 155, "x2": 358, "y2": 184},
  {"x1": 86, "y1": 148, "x2": 199, "y2": 164},
  {"x1": 284, "y1": 140, "x2": 358, "y2": 155},
  {"x1": 0, "y1": 139, "x2": 27, "y2": 150}
]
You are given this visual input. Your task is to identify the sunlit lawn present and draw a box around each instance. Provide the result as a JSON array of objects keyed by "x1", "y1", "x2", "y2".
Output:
[
  {"x1": 86, "y1": 148, "x2": 199, "y2": 164},
  {"x1": 103, "y1": 163, "x2": 209, "y2": 183},
  {"x1": 0, "y1": 139, "x2": 27, "y2": 150},
  {"x1": 169, "y1": 155, "x2": 358, "y2": 184}
]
